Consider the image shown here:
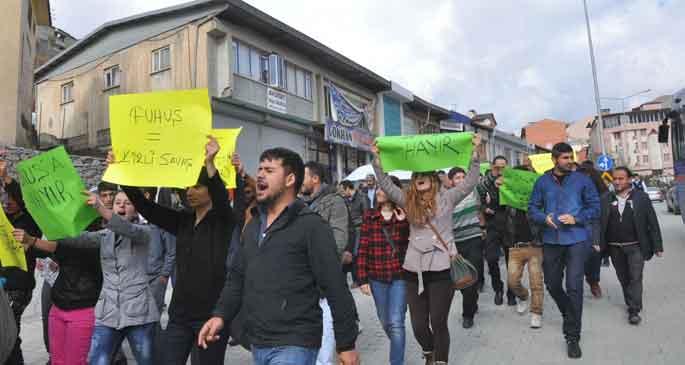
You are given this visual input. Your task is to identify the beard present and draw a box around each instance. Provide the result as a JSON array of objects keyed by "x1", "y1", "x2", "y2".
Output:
[{"x1": 257, "y1": 184, "x2": 287, "y2": 207}]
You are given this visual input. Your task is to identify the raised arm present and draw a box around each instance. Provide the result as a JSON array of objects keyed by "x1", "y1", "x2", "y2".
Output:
[
  {"x1": 121, "y1": 185, "x2": 183, "y2": 235},
  {"x1": 370, "y1": 143, "x2": 406, "y2": 207},
  {"x1": 205, "y1": 136, "x2": 233, "y2": 222},
  {"x1": 106, "y1": 214, "x2": 150, "y2": 245},
  {"x1": 445, "y1": 156, "x2": 480, "y2": 208}
]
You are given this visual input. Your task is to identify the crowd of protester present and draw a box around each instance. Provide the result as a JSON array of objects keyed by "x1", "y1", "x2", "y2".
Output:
[{"x1": 0, "y1": 138, "x2": 664, "y2": 365}]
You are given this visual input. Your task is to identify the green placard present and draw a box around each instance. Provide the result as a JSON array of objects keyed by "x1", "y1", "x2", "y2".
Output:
[
  {"x1": 499, "y1": 168, "x2": 541, "y2": 211},
  {"x1": 17, "y1": 146, "x2": 98, "y2": 240},
  {"x1": 377, "y1": 132, "x2": 474, "y2": 172}
]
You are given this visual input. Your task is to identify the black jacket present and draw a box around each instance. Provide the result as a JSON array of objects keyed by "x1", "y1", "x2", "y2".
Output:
[
  {"x1": 51, "y1": 244, "x2": 102, "y2": 310},
  {"x1": 600, "y1": 190, "x2": 663, "y2": 260},
  {"x1": 213, "y1": 199, "x2": 358, "y2": 352},
  {"x1": 122, "y1": 171, "x2": 235, "y2": 322}
]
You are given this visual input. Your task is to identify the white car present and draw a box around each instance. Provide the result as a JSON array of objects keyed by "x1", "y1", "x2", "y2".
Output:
[{"x1": 646, "y1": 187, "x2": 664, "y2": 202}]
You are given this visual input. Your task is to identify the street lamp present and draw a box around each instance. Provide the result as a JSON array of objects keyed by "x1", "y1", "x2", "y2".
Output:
[
  {"x1": 600, "y1": 89, "x2": 652, "y2": 112},
  {"x1": 583, "y1": 0, "x2": 606, "y2": 156}
]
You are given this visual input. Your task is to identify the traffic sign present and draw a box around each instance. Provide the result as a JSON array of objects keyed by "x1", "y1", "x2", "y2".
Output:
[{"x1": 596, "y1": 154, "x2": 614, "y2": 172}]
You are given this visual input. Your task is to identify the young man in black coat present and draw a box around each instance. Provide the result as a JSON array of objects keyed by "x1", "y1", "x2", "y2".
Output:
[
  {"x1": 600, "y1": 167, "x2": 664, "y2": 325},
  {"x1": 198, "y1": 148, "x2": 360, "y2": 365}
]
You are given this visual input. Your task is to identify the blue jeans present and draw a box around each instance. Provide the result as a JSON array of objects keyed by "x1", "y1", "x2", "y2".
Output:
[
  {"x1": 253, "y1": 346, "x2": 319, "y2": 365},
  {"x1": 88, "y1": 323, "x2": 155, "y2": 365},
  {"x1": 370, "y1": 279, "x2": 407, "y2": 365},
  {"x1": 543, "y1": 241, "x2": 591, "y2": 341}
]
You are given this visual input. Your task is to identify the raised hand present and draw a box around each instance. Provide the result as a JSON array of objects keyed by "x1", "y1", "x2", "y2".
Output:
[
  {"x1": 205, "y1": 136, "x2": 220, "y2": 162},
  {"x1": 106, "y1": 150, "x2": 116, "y2": 166},
  {"x1": 231, "y1": 152, "x2": 245, "y2": 177}
]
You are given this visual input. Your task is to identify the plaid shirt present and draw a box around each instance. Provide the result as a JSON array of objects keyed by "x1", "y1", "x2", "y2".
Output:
[{"x1": 356, "y1": 209, "x2": 410, "y2": 284}]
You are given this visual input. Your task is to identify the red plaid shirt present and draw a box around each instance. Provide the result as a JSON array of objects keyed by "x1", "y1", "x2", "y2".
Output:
[{"x1": 356, "y1": 209, "x2": 410, "y2": 284}]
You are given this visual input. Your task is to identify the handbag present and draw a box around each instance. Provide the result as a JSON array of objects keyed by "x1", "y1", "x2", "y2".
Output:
[
  {"x1": 426, "y1": 221, "x2": 479, "y2": 290},
  {"x1": 380, "y1": 226, "x2": 398, "y2": 256}
]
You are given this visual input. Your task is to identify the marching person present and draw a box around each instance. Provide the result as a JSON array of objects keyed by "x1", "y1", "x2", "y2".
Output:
[
  {"x1": 301, "y1": 161, "x2": 351, "y2": 365},
  {"x1": 600, "y1": 167, "x2": 663, "y2": 325},
  {"x1": 197, "y1": 147, "x2": 360, "y2": 365},
  {"x1": 371, "y1": 136, "x2": 481, "y2": 365},
  {"x1": 15, "y1": 189, "x2": 159, "y2": 365},
  {"x1": 577, "y1": 161, "x2": 607, "y2": 298},
  {"x1": 478, "y1": 156, "x2": 517, "y2": 306},
  {"x1": 110, "y1": 136, "x2": 236, "y2": 365},
  {"x1": 341, "y1": 180, "x2": 369, "y2": 285},
  {"x1": 356, "y1": 175, "x2": 409, "y2": 365},
  {"x1": 503, "y1": 166, "x2": 544, "y2": 329},
  {"x1": 528, "y1": 142, "x2": 600, "y2": 359},
  {"x1": 448, "y1": 167, "x2": 484, "y2": 329}
]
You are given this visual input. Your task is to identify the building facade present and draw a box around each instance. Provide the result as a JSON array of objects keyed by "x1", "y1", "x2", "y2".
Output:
[
  {"x1": 0, "y1": 0, "x2": 51, "y2": 147},
  {"x1": 521, "y1": 118, "x2": 569, "y2": 151},
  {"x1": 589, "y1": 107, "x2": 674, "y2": 177},
  {"x1": 35, "y1": 25, "x2": 77, "y2": 68},
  {"x1": 34, "y1": 0, "x2": 449, "y2": 182},
  {"x1": 467, "y1": 110, "x2": 532, "y2": 165}
]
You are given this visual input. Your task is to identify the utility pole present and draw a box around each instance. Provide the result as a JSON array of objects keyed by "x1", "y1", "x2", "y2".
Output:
[{"x1": 583, "y1": 0, "x2": 606, "y2": 156}]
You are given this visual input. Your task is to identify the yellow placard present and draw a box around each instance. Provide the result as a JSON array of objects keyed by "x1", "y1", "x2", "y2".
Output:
[
  {"x1": 103, "y1": 89, "x2": 212, "y2": 188},
  {"x1": 211, "y1": 128, "x2": 242, "y2": 189},
  {"x1": 529, "y1": 151, "x2": 578, "y2": 174},
  {"x1": 0, "y1": 208, "x2": 27, "y2": 271}
]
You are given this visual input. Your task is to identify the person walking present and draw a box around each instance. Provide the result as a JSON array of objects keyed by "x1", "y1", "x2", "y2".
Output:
[
  {"x1": 197, "y1": 147, "x2": 360, "y2": 365},
  {"x1": 477, "y1": 156, "x2": 517, "y2": 306},
  {"x1": 600, "y1": 167, "x2": 663, "y2": 325},
  {"x1": 301, "y1": 161, "x2": 351, "y2": 365},
  {"x1": 340, "y1": 180, "x2": 368, "y2": 285},
  {"x1": 503, "y1": 167, "x2": 544, "y2": 329},
  {"x1": 448, "y1": 167, "x2": 484, "y2": 329},
  {"x1": 110, "y1": 136, "x2": 237, "y2": 365},
  {"x1": 528, "y1": 143, "x2": 600, "y2": 359},
  {"x1": 371, "y1": 136, "x2": 481, "y2": 365},
  {"x1": 15, "y1": 189, "x2": 159, "y2": 365},
  {"x1": 356, "y1": 176, "x2": 409, "y2": 365},
  {"x1": 578, "y1": 161, "x2": 607, "y2": 298}
]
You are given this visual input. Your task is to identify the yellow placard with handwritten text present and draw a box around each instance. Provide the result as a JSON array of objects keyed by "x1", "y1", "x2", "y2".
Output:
[
  {"x1": 0, "y1": 208, "x2": 27, "y2": 271},
  {"x1": 103, "y1": 89, "x2": 212, "y2": 188},
  {"x1": 212, "y1": 128, "x2": 242, "y2": 189},
  {"x1": 529, "y1": 151, "x2": 578, "y2": 174}
]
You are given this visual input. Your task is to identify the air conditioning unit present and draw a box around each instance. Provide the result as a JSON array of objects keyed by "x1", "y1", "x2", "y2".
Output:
[{"x1": 268, "y1": 54, "x2": 286, "y2": 89}]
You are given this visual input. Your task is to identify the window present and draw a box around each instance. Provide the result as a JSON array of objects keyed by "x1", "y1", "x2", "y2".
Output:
[
  {"x1": 641, "y1": 142, "x2": 647, "y2": 150},
  {"x1": 640, "y1": 129, "x2": 647, "y2": 137},
  {"x1": 233, "y1": 40, "x2": 268, "y2": 82},
  {"x1": 283, "y1": 62, "x2": 312, "y2": 100},
  {"x1": 664, "y1": 153, "x2": 670, "y2": 161},
  {"x1": 61, "y1": 82, "x2": 74, "y2": 104},
  {"x1": 642, "y1": 155, "x2": 649, "y2": 164},
  {"x1": 151, "y1": 46, "x2": 171, "y2": 73},
  {"x1": 104, "y1": 66, "x2": 120, "y2": 89}
]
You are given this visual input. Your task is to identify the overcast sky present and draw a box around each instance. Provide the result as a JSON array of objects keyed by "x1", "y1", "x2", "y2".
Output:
[{"x1": 51, "y1": 0, "x2": 684, "y2": 133}]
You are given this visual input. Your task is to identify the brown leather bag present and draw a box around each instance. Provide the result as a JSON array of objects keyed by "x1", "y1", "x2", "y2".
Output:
[{"x1": 426, "y1": 221, "x2": 479, "y2": 290}]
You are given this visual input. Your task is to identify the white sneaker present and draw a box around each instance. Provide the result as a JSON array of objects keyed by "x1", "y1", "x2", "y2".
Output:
[
  {"x1": 530, "y1": 314, "x2": 542, "y2": 329},
  {"x1": 516, "y1": 298, "x2": 528, "y2": 314}
]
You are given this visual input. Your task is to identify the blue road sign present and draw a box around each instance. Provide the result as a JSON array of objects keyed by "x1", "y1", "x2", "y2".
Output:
[{"x1": 596, "y1": 154, "x2": 614, "y2": 172}]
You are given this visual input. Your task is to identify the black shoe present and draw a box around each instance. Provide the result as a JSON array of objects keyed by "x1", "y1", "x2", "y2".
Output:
[
  {"x1": 463, "y1": 317, "x2": 474, "y2": 329},
  {"x1": 567, "y1": 340, "x2": 582, "y2": 359},
  {"x1": 629, "y1": 313, "x2": 642, "y2": 325},
  {"x1": 494, "y1": 291, "x2": 504, "y2": 306},
  {"x1": 507, "y1": 296, "x2": 517, "y2": 306}
]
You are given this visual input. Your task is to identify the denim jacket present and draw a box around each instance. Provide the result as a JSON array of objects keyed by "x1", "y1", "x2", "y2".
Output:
[{"x1": 528, "y1": 171, "x2": 600, "y2": 245}]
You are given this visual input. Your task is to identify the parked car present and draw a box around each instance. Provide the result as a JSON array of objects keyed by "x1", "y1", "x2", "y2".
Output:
[
  {"x1": 646, "y1": 187, "x2": 664, "y2": 202},
  {"x1": 666, "y1": 185, "x2": 681, "y2": 214}
]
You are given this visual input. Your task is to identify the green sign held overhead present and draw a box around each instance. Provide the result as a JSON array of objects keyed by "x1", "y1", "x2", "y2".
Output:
[
  {"x1": 499, "y1": 168, "x2": 541, "y2": 212},
  {"x1": 16, "y1": 146, "x2": 98, "y2": 240},
  {"x1": 376, "y1": 132, "x2": 474, "y2": 172}
]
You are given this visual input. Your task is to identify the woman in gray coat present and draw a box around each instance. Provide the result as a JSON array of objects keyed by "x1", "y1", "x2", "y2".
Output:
[{"x1": 16, "y1": 190, "x2": 158, "y2": 365}]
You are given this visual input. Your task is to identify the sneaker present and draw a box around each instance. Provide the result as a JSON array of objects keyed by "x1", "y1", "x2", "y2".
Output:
[
  {"x1": 530, "y1": 313, "x2": 542, "y2": 329},
  {"x1": 494, "y1": 291, "x2": 504, "y2": 306},
  {"x1": 628, "y1": 313, "x2": 642, "y2": 325},
  {"x1": 567, "y1": 340, "x2": 582, "y2": 359},
  {"x1": 516, "y1": 298, "x2": 528, "y2": 314},
  {"x1": 463, "y1": 317, "x2": 474, "y2": 329}
]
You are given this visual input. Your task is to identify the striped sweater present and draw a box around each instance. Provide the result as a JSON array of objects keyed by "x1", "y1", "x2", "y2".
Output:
[{"x1": 452, "y1": 191, "x2": 481, "y2": 243}]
